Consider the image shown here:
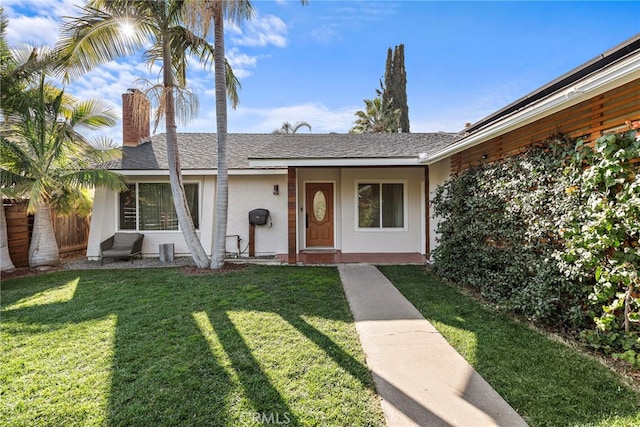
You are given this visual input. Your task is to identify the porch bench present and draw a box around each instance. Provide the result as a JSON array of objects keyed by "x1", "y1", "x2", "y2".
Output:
[{"x1": 100, "y1": 232, "x2": 144, "y2": 265}]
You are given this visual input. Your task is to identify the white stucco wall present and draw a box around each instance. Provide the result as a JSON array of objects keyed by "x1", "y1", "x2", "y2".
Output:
[
  {"x1": 339, "y1": 167, "x2": 425, "y2": 253},
  {"x1": 226, "y1": 174, "x2": 288, "y2": 257},
  {"x1": 86, "y1": 186, "x2": 113, "y2": 259},
  {"x1": 87, "y1": 166, "x2": 433, "y2": 260},
  {"x1": 87, "y1": 175, "x2": 213, "y2": 260},
  {"x1": 427, "y1": 157, "x2": 452, "y2": 259},
  {"x1": 296, "y1": 167, "x2": 426, "y2": 254}
]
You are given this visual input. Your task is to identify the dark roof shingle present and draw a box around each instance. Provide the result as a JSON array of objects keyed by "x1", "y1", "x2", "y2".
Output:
[{"x1": 108, "y1": 132, "x2": 456, "y2": 170}]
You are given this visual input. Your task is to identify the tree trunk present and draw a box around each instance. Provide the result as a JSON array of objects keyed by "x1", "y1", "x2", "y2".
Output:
[
  {"x1": 162, "y1": 30, "x2": 209, "y2": 268},
  {"x1": 1, "y1": 205, "x2": 16, "y2": 272},
  {"x1": 211, "y1": 5, "x2": 228, "y2": 270},
  {"x1": 28, "y1": 201, "x2": 60, "y2": 267}
]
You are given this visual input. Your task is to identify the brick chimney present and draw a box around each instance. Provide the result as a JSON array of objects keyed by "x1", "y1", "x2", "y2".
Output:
[{"x1": 122, "y1": 89, "x2": 150, "y2": 146}]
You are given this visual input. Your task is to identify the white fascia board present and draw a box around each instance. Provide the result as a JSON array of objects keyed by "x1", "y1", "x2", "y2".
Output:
[
  {"x1": 229, "y1": 169, "x2": 287, "y2": 175},
  {"x1": 422, "y1": 53, "x2": 640, "y2": 165},
  {"x1": 112, "y1": 168, "x2": 286, "y2": 176},
  {"x1": 115, "y1": 170, "x2": 169, "y2": 176},
  {"x1": 114, "y1": 169, "x2": 210, "y2": 176},
  {"x1": 248, "y1": 157, "x2": 420, "y2": 168}
]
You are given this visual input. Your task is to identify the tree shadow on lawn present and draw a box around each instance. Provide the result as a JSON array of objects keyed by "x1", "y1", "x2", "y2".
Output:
[
  {"x1": 1, "y1": 266, "x2": 384, "y2": 426},
  {"x1": 378, "y1": 265, "x2": 640, "y2": 427}
]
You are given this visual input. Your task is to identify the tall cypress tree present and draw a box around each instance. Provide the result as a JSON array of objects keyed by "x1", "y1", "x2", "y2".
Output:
[
  {"x1": 383, "y1": 47, "x2": 393, "y2": 106},
  {"x1": 383, "y1": 44, "x2": 409, "y2": 133}
]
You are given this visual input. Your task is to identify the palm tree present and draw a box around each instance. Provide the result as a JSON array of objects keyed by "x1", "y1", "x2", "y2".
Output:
[
  {"x1": 187, "y1": 0, "x2": 307, "y2": 269},
  {"x1": 272, "y1": 120, "x2": 312, "y2": 134},
  {"x1": 183, "y1": 1, "x2": 255, "y2": 269},
  {"x1": 57, "y1": 0, "x2": 241, "y2": 268},
  {"x1": 350, "y1": 96, "x2": 400, "y2": 134},
  {"x1": 0, "y1": 7, "x2": 16, "y2": 272},
  {"x1": 0, "y1": 202, "x2": 14, "y2": 272},
  {"x1": 0, "y1": 45, "x2": 126, "y2": 267}
]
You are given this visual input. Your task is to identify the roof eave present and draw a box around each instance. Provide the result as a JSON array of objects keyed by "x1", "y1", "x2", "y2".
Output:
[
  {"x1": 109, "y1": 168, "x2": 287, "y2": 176},
  {"x1": 422, "y1": 51, "x2": 640, "y2": 165},
  {"x1": 248, "y1": 157, "x2": 423, "y2": 168}
]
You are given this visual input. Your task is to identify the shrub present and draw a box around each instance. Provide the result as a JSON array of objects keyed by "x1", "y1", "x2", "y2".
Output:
[
  {"x1": 558, "y1": 127, "x2": 640, "y2": 367},
  {"x1": 432, "y1": 124, "x2": 640, "y2": 367},
  {"x1": 432, "y1": 139, "x2": 588, "y2": 329}
]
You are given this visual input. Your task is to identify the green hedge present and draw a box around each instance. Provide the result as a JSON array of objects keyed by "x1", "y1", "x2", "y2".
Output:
[{"x1": 432, "y1": 125, "x2": 640, "y2": 367}]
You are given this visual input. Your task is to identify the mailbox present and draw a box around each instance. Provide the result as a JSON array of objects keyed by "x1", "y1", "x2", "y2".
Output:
[{"x1": 249, "y1": 208, "x2": 270, "y2": 226}]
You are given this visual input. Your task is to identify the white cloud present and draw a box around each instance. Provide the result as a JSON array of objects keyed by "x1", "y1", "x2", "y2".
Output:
[
  {"x1": 230, "y1": 14, "x2": 288, "y2": 48},
  {"x1": 183, "y1": 102, "x2": 359, "y2": 134},
  {"x1": 5, "y1": 15, "x2": 59, "y2": 46},
  {"x1": 64, "y1": 59, "x2": 168, "y2": 145},
  {"x1": 226, "y1": 48, "x2": 258, "y2": 79},
  {"x1": 3, "y1": 0, "x2": 79, "y2": 46},
  {"x1": 254, "y1": 103, "x2": 357, "y2": 133},
  {"x1": 309, "y1": 25, "x2": 341, "y2": 44},
  {"x1": 306, "y1": 2, "x2": 399, "y2": 44}
]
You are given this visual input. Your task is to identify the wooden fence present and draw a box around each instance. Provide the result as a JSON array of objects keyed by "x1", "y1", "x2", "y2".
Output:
[{"x1": 3, "y1": 200, "x2": 90, "y2": 267}]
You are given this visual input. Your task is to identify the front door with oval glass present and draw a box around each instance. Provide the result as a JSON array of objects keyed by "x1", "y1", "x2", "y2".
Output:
[{"x1": 305, "y1": 182, "x2": 334, "y2": 248}]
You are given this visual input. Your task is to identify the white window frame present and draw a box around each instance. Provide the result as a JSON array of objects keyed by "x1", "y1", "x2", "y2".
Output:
[
  {"x1": 355, "y1": 180, "x2": 408, "y2": 231},
  {"x1": 117, "y1": 181, "x2": 201, "y2": 232}
]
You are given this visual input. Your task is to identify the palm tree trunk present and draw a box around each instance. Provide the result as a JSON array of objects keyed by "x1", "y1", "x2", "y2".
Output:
[
  {"x1": 1, "y1": 204, "x2": 16, "y2": 272},
  {"x1": 162, "y1": 29, "x2": 209, "y2": 269},
  {"x1": 28, "y1": 201, "x2": 59, "y2": 267},
  {"x1": 211, "y1": 4, "x2": 228, "y2": 270}
]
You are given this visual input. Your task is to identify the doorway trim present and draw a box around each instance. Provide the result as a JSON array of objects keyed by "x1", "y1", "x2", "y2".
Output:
[{"x1": 303, "y1": 181, "x2": 336, "y2": 249}]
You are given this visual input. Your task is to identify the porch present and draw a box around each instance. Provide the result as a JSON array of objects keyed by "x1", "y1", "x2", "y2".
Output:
[
  {"x1": 62, "y1": 252, "x2": 427, "y2": 271},
  {"x1": 276, "y1": 251, "x2": 427, "y2": 266}
]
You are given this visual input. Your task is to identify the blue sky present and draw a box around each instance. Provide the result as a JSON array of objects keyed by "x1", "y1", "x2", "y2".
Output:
[{"x1": 3, "y1": 1, "x2": 639, "y2": 144}]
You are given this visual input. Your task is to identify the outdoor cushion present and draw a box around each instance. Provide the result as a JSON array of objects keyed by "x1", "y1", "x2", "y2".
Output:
[
  {"x1": 103, "y1": 248, "x2": 135, "y2": 256},
  {"x1": 113, "y1": 232, "x2": 142, "y2": 248},
  {"x1": 100, "y1": 233, "x2": 144, "y2": 265}
]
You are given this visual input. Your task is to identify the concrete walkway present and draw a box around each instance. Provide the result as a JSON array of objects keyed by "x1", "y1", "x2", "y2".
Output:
[{"x1": 338, "y1": 264, "x2": 528, "y2": 427}]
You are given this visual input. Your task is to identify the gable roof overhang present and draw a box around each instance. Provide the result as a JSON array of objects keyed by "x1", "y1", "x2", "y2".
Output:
[
  {"x1": 105, "y1": 132, "x2": 457, "y2": 172},
  {"x1": 248, "y1": 157, "x2": 423, "y2": 168},
  {"x1": 421, "y1": 34, "x2": 640, "y2": 165},
  {"x1": 111, "y1": 169, "x2": 287, "y2": 177},
  {"x1": 247, "y1": 132, "x2": 457, "y2": 168}
]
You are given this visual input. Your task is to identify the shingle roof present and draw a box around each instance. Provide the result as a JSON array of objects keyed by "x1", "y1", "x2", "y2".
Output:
[{"x1": 107, "y1": 132, "x2": 456, "y2": 171}]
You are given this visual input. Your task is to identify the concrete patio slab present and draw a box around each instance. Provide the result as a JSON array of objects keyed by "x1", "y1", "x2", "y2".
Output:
[{"x1": 339, "y1": 264, "x2": 528, "y2": 427}]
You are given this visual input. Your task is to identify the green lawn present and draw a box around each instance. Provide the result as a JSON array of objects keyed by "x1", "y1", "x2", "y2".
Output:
[
  {"x1": 1, "y1": 266, "x2": 385, "y2": 427},
  {"x1": 379, "y1": 265, "x2": 640, "y2": 427}
]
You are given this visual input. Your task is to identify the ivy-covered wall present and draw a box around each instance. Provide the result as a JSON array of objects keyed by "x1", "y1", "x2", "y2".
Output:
[{"x1": 432, "y1": 125, "x2": 640, "y2": 367}]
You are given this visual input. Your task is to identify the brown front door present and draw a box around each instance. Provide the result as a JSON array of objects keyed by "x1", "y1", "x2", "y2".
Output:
[{"x1": 305, "y1": 182, "x2": 334, "y2": 248}]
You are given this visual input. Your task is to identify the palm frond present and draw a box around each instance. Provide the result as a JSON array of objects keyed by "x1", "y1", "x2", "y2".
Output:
[
  {"x1": 225, "y1": 58, "x2": 241, "y2": 109},
  {"x1": 88, "y1": 136, "x2": 121, "y2": 152},
  {"x1": 174, "y1": 86, "x2": 200, "y2": 126},
  {"x1": 145, "y1": 83, "x2": 166, "y2": 133},
  {"x1": 80, "y1": 136, "x2": 123, "y2": 167},
  {"x1": 0, "y1": 135, "x2": 40, "y2": 179},
  {"x1": 0, "y1": 167, "x2": 34, "y2": 191},
  {"x1": 26, "y1": 178, "x2": 49, "y2": 213},
  {"x1": 61, "y1": 169, "x2": 126, "y2": 192},
  {"x1": 8, "y1": 44, "x2": 57, "y2": 83},
  {"x1": 66, "y1": 98, "x2": 117, "y2": 131},
  {"x1": 56, "y1": 4, "x2": 151, "y2": 82},
  {"x1": 182, "y1": 0, "x2": 255, "y2": 34},
  {"x1": 72, "y1": 188, "x2": 95, "y2": 218}
]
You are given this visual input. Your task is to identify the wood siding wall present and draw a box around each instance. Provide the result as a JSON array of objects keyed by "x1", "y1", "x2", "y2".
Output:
[
  {"x1": 452, "y1": 78, "x2": 640, "y2": 172},
  {"x1": 53, "y1": 211, "x2": 90, "y2": 254},
  {"x1": 4, "y1": 202, "x2": 31, "y2": 267},
  {"x1": 4, "y1": 201, "x2": 90, "y2": 267}
]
